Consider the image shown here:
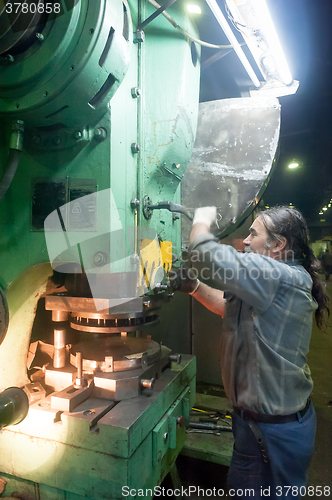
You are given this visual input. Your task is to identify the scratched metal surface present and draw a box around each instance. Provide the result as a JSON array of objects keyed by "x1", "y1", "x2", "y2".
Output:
[{"x1": 181, "y1": 97, "x2": 281, "y2": 245}]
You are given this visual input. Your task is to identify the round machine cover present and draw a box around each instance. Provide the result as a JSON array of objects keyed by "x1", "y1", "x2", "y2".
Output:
[{"x1": 181, "y1": 96, "x2": 281, "y2": 245}]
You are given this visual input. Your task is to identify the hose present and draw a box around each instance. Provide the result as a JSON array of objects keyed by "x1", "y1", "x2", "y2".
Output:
[
  {"x1": 146, "y1": 0, "x2": 241, "y2": 50},
  {"x1": 0, "y1": 120, "x2": 24, "y2": 201}
]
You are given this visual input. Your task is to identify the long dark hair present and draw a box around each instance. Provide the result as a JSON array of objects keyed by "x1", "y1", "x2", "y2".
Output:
[{"x1": 258, "y1": 206, "x2": 330, "y2": 330}]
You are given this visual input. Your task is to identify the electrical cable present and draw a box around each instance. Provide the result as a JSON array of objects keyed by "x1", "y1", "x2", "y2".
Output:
[
  {"x1": 146, "y1": 0, "x2": 243, "y2": 50},
  {"x1": 224, "y1": 0, "x2": 259, "y2": 41}
]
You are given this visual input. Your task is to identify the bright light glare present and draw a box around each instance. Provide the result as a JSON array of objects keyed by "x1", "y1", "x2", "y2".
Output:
[
  {"x1": 250, "y1": 0, "x2": 293, "y2": 85},
  {"x1": 187, "y1": 4, "x2": 201, "y2": 13},
  {"x1": 288, "y1": 163, "x2": 299, "y2": 169},
  {"x1": 205, "y1": 0, "x2": 260, "y2": 87},
  {"x1": 322, "y1": 207, "x2": 328, "y2": 211}
]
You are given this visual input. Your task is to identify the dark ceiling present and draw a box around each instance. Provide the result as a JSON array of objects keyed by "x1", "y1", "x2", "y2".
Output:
[{"x1": 196, "y1": 0, "x2": 332, "y2": 237}]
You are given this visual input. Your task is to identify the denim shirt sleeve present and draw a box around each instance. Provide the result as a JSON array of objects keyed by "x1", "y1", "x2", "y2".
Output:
[{"x1": 188, "y1": 234, "x2": 295, "y2": 313}]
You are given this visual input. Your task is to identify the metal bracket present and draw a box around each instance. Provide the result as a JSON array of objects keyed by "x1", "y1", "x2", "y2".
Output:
[{"x1": 143, "y1": 195, "x2": 153, "y2": 220}]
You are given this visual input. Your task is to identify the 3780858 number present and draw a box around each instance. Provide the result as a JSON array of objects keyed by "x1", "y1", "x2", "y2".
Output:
[
  {"x1": 276, "y1": 485, "x2": 331, "y2": 497},
  {"x1": 5, "y1": 2, "x2": 61, "y2": 14}
]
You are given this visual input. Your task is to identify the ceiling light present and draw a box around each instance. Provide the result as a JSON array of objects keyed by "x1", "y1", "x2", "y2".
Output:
[
  {"x1": 187, "y1": 4, "x2": 202, "y2": 14},
  {"x1": 205, "y1": 0, "x2": 260, "y2": 87},
  {"x1": 225, "y1": 0, "x2": 294, "y2": 92},
  {"x1": 288, "y1": 162, "x2": 299, "y2": 169},
  {"x1": 250, "y1": 0, "x2": 292, "y2": 85},
  {"x1": 328, "y1": 204, "x2": 331, "y2": 208},
  {"x1": 322, "y1": 207, "x2": 327, "y2": 211}
]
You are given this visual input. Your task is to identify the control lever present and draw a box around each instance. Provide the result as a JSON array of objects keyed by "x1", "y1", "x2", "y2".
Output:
[{"x1": 143, "y1": 197, "x2": 193, "y2": 221}]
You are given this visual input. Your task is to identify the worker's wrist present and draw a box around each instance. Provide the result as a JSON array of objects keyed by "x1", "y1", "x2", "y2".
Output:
[{"x1": 189, "y1": 279, "x2": 200, "y2": 296}]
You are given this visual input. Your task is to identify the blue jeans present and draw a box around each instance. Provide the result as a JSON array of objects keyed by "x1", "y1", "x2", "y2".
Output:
[{"x1": 227, "y1": 402, "x2": 317, "y2": 500}]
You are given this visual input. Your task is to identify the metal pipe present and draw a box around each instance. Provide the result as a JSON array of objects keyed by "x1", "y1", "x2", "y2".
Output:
[{"x1": 53, "y1": 327, "x2": 66, "y2": 368}]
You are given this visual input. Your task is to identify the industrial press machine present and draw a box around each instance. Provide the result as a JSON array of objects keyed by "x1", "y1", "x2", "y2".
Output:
[{"x1": 0, "y1": 0, "x2": 296, "y2": 498}]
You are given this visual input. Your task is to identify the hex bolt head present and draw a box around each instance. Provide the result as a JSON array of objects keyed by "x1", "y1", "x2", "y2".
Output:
[
  {"x1": 94, "y1": 127, "x2": 107, "y2": 142},
  {"x1": 131, "y1": 87, "x2": 141, "y2": 98},
  {"x1": 93, "y1": 252, "x2": 107, "y2": 267},
  {"x1": 134, "y1": 30, "x2": 145, "y2": 43},
  {"x1": 131, "y1": 143, "x2": 140, "y2": 154},
  {"x1": 36, "y1": 33, "x2": 45, "y2": 42},
  {"x1": 73, "y1": 130, "x2": 82, "y2": 140}
]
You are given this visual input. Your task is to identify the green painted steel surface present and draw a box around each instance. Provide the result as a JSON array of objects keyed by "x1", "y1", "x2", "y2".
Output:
[
  {"x1": 0, "y1": 0, "x2": 200, "y2": 287},
  {"x1": 0, "y1": 0, "x2": 200, "y2": 497}
]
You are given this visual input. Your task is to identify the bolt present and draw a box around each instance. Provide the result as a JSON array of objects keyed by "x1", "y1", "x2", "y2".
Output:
[
  {"x1": 141, "y1": 378, "x2": 155, "y2": 390},
  {"x1": 131, "y1": 87, "x2": 141, "y2": 98},
  {"x1": 134, "y1": 30, "x2": 145, "y2": 44},
  {"x1": 35, "y1": 33, "x2": 44, "y2": 42},
  {"x1": 94, "y1": 127, "x2": 107, "y2": 142},
  {"x1": 93, "y1": 252, "x2": 107, "y2": 267},
  {"x1": 163, "y1": 432, "x2": 168, "y2": 443},
  {"x1": 5, "y1": 54, "x2": 14, "y2": 63},
  {"x1": 53, "y1": 136, "x2": 61, "y2": 146},
  {"x1": 11, "y1": 120, "x2": 24, "y2": 132},
  {"x1": 130, "y1": 198, "x2": 140, "y2": 209},
  {"x1": 131, "y1": 143, "x2": 140, "y2": 154},
  {"x1": 170, "y1": 354, "x2": 182, "y2": 364},
  {"x1": 32, "y1": 136, "x2": 41, "y2": 145},
  {"x1": 73, "y1": 130, "x2": 82, "y2": 140}
]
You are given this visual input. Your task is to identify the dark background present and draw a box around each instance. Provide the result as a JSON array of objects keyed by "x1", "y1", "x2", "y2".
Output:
[{"x1": 196, "y1": 0, "x2": 332, "y2": 240}]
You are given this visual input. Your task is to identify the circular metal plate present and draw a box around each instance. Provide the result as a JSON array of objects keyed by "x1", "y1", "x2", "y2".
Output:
[
  {"x1": 70, "y1": 312, "x2": 159, "y2": 333},
  {"x1": 70, "y1": 336, "x2": 162, "y2": 373}
]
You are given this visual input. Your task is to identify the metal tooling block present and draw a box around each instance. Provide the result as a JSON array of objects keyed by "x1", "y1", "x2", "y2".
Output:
[{"x1": 0, "y1": 355, "x2": 196, "y2": 500}]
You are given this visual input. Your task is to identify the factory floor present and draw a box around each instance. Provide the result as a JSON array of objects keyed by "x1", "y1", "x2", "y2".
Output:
[{"x1": 168, "y1": 278, "x2": 332, "y2": 498}]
